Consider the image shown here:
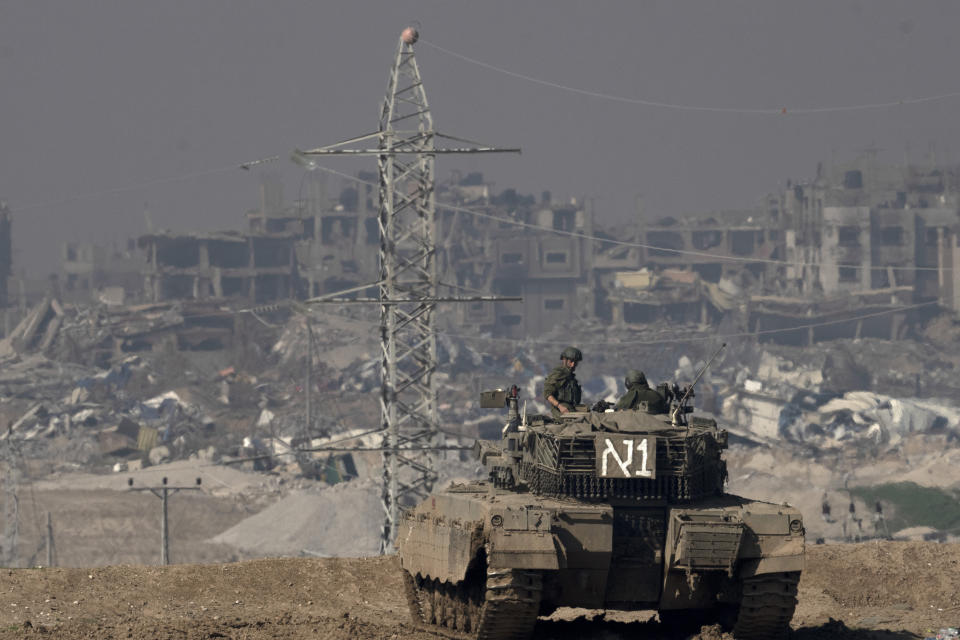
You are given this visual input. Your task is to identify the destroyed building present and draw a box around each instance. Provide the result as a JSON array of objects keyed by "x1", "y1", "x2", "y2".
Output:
[
  {"x1": 60, "y1": 241, "x2": 142, "y2": 305},
  {"x1": 776, "y1": 159, "x2": 960, "y2": 311},
  {"x1": 447, "y1": 189, "x2": 596, "y2": 338},
  {"x1": 138, "y1": 231, "x2": 299, "y2": 304},
  {"x1": 89, "y1": 156, "x2": 960, "y2": 341}
]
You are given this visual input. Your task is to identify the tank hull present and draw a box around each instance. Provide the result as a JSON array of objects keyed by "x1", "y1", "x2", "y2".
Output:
[
  {"x1": 398, "y1": 483, "x2": 803, "y2": 609},
  {"x1": 398, "y1": 482, "x2": 803, "y2": 638}
]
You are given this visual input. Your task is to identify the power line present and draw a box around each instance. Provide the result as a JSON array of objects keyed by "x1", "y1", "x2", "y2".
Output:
[
  {"x1": 420, "y1": 38, "x2": 960, "y2": 116},
  {"x1": 303, "y1": 294, "x2": 937, "y2": 346},
  {"x1": 16, "y1": 163, "x2": 249, "y2": 213},
  {"x1": 6, "y1": 148, "x2": 955, "y2": 275},
  {"x1": 442, "y1": 300, "x2": 938, "y2": 346},
  {"x1": 8, "y1": 146, "x2": 951, "y2": 276}
]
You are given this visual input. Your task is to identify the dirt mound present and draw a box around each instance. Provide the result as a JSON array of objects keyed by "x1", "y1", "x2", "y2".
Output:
[
  {"x1": 1, "y1": 542, "x2": 957, "y2": 640},
  {"x1": 210, "y1": 480, "x2": 382, "y2": 557}
]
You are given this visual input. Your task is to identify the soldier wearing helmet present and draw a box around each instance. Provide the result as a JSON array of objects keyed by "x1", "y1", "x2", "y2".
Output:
[
  {"x1": 544, "y1": 346, "x2": 583, "y2": 418},
  {"x1": 615, "y1": 369, "x2": 668, "y2": 414}
]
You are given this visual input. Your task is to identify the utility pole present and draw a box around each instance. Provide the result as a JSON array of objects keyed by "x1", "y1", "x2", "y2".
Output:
[
  {"x1": 45, "y1": 512, "x2": 55, "y2": 567},
  {"x1": 305, "y1": 316, "x2": 313, "y2": 436},
  {"x1": 293, "y1": 26, "x2": 519, "y2": 553},
  {"x1": 128, "y1": 477, "x2": 202, "y2": 565},
  {"x1": 1, "y1": 440, "x2": 19, "y2": 567}
]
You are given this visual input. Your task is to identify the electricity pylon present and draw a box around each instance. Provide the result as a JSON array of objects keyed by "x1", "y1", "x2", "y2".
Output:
[{"x1": 294, "y1": 27, "x2": 519, "y2": 552}]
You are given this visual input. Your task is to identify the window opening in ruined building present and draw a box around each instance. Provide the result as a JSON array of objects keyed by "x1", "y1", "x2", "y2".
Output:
[
  {"x1": 66, "y1": 244, "x2": 78, "y2": 261},
  {"x1": 161, "y1": 275, "x2": 194, "y2": 299},
  {"x1": 691, "y1": 230, "x2": 723, "y2": 250},
  {"x1": 647, "y1": 231, "x2": 684, "y2": 257},
  {"x1": 545, "y1": 251, "x2": 568, "y2": 264},
  {"x1": 208, "y1": 241, "x2": 249, "y2": 269},
  {"x1": 925, "y1": 228, "x2": 939, "y2": 246},
  {"x1": 266, "y1": 218, "x2": 288, "y2": 233},
  {"x1": 501, "y1": 252, "x2": 523, "y2": 265},
  {"x1": 843, "y1": 170, "x2": 863, "y2": 189},
  {"x1": 730, "y1": 230, "x2": 755, "y2": 256},
  {"x1": 156, "y1": 239, "x2": 200, "y2": 268},
  {"x1": 321, "y1": 217, "x2": 357, "y2": 245},
  {"x1": 623, "y1": 303, "x2": 657, "y2": 324},
  {"x1": 499, "y1": 314, "x2": 522, "y2": 326},
  {"x1": 693, "y1": 263, "x2": 722, "y2": 283},
  {"x1": 544, "y1": 299, "x2": 565, "y2": 310},
  {"x1": 496, "y1": 280, "x2": 522, "y2": 296},
  {"x1": 254, "y1": 274, "x2": 287, "y2": 304},
  {"x1": 838, "y1": 266, "x2": 858, "y2": 282},
  {"x1": 838, "y1": 226, "x2": 860, "y2": 247},
  {"x1": 252, "y1": 238, "x2": 291, "y2": 268},
  {"x1": 552, "y1": 208, "x2": 576, "y2": 231},
  {"x1": 880, "y1": 226, "x2": 904, "y2": 246},
  {"x1": 222, "y1": 277, "x2": 244, "y2": 297}
]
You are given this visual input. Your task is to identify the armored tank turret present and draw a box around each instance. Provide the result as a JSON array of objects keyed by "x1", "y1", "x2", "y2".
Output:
[{"x1": 397, "y1": 382, "x2": 804, "y2": 640}]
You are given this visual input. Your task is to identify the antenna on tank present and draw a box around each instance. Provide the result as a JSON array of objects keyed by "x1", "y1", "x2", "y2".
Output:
[{"x1": 672, "y1": 343, "x2": 727, "y2": 426}]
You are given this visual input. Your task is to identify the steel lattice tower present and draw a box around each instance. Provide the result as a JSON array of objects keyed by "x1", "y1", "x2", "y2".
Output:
[
  {"x1": 294, "y1": 28, "x2": 518, "y2": 552},
  {"x1": 376, "y1": 36, "x2": 439, "y2": 552}
]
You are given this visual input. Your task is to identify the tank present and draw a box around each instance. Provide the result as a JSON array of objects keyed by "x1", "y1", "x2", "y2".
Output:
[{"x1": 397, "y1": 382, "x2": 805, "y2": 640}]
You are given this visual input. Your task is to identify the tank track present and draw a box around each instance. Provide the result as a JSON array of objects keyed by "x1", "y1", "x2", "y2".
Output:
[
  {"x1": 402, "y1": 566, "x2": 542, "y2": 640},
  {"x1": 732, "y1": 571, "x2": 800, "y2": 640}
]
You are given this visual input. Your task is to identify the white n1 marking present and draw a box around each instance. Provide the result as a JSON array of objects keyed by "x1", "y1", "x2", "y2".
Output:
[
  {"x1": 601, "y1": 438, "x2": 633, "y2": 477},
  {"x1": 635, "y1": 438, "x2": 652, "y2": 477}
]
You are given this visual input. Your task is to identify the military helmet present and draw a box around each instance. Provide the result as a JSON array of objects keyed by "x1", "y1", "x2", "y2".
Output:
[
  {"x1": 560, "y1": 346, "x2": 583, "y2": 362},
  {"x1": 625, "y1": 369, "x2": 647, "y2": 387}
]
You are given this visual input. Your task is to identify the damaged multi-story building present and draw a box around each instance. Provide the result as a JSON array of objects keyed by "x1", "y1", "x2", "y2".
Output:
[
  {"x1": 61, "y1": 241, "x2": 142, "y2": 305},
  {"x1": 755, "y1": 158, "x2": 960, "y2": 343},
  {"x1": 587, "y1": 157, "x2": 960, "y2": 344},
  {"x1": 138, "y1": 176, "x2": 301, "y2": 304},
  {"x1": 50, "y1": 156, "x2": 960, "y2": 344}
]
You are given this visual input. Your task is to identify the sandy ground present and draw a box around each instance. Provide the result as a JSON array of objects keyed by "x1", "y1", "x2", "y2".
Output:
[
  {"x1": 0, "y1": 542, "x2": 957, "y2": 639},
  {"x1": 725, "y1": 435, "x2": 960, "y2": 543}
]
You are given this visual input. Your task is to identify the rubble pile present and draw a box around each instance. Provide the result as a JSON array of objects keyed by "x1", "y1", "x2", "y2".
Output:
[
  {"x1": 0, "y1": 351, "x2": 219, "y2": 469},
  {"x1": 711, "y1": 345, "x2": 960, "y2": 449},
  {"x1": 2, "y1": 289, "x2": 959, "y2": 561}
]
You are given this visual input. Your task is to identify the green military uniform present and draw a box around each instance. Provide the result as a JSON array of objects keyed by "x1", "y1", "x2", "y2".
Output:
[
  {"x1": 615, "y1": 370, "x2": 668, "y2": 414},
  {"x1": 543, "y1": 364, "x2": 582, "y2": 418}
]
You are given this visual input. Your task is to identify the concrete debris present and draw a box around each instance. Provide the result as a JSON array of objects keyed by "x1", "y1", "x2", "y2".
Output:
[{"x1": 715, "y1": 347, "x2": 960, "y2": 450}]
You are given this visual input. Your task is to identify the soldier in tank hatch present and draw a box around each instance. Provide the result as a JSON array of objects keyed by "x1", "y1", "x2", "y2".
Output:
[
  {"x1": 615, "y1": 369, "x2": 668, "y2": 414},
  {"x1": 544, "y1": 346, "x2": 582, "y2": 418}
]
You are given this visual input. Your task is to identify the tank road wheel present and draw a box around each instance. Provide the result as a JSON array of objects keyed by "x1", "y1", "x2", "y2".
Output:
[
  {"x1": 732, "y1": 571, "x2": 800, "y2": 640},
  {"x1": 402, "y1": 567, "x2": 542, "y2": 640}
]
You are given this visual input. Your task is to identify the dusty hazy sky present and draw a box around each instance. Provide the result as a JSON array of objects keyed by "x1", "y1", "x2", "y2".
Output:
[{"x1": 2, "y1": 1, "x2": 959, "y2": 274}]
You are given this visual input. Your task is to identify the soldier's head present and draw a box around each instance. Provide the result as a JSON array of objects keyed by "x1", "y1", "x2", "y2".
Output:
[
  {"x1": 625, "y1": 369, "x2": 647, "y2": 389},
  {"x1": 560, "y1": 346, "x2": 582, "y2": 370}
]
